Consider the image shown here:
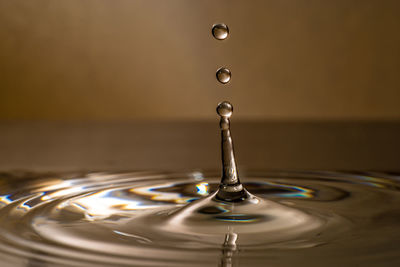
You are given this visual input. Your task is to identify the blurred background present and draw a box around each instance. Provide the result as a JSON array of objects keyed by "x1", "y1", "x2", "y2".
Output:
[
  {"x1": 0, "y1": 0, "x2": 399, "y2": 172},
  {"x1": 1, "y1": 0, "x2": 400, "y2": 121}
]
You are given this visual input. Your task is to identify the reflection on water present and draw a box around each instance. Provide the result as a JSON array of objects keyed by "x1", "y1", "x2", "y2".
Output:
[
  {"x1": 0, "y1": 171, "x2": 399, "y2": 266},
  {"x1": 220, "y1": 230, "x2": 237, "y2": 267}
]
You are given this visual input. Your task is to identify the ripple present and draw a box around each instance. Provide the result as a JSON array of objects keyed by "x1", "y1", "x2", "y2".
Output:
[{"x1": 0, "y1": 171, "x2": 399, "y2": 266}]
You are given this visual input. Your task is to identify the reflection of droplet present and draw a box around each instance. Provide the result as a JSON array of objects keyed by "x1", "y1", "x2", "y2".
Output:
[
  {"x1": 221, "y1": 231, "x2": 238, "y2": 267},
  {"x1": 212, "y1": 23, "x2": 229, "y2": 40},
  {"x1": 216, "y1": 68, "x2": 231, "y2": 84}
]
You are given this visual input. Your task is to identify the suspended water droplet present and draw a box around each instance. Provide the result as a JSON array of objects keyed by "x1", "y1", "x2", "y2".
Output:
[
  {"x1": 216, "y1": 68, "x2": 231, "y2": 84},
  {"x1": 212, "y1": 23, "x2": 229, "y2": 40}
]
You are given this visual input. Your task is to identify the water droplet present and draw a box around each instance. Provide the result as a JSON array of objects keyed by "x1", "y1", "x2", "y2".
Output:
[
  {"x1": 212, "y1": 23, "x2": 229, "y2": 40},
  {"x1": 216, "y1": 101, "x2": 233, "y2": 118},
  {"x1": 216, "y1": 68, "x2": 231, "y2": 84}
]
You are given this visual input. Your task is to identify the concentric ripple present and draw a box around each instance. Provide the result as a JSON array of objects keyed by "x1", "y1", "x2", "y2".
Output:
[{"x1": 0, "y1": 171, "x2": 399, "y2": 267}]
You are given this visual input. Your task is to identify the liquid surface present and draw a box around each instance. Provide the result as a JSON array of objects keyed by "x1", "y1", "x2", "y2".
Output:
[{"x1": 0, "y1": 170, "x2": 399, "y2": 266}]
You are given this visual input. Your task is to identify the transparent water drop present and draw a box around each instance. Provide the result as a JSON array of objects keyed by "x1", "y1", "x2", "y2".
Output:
[
  {"x1": 212, "y1": 23, "x2": 229, "y2": 40},
  {"x1": 216, "y1": 68, "x2": 231, "y2": 84}
]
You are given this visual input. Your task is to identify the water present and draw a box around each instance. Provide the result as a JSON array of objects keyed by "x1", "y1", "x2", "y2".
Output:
[
  {"x1": 213, "y1": 23, "x2": 231, "y2": 85},
  {"x1": 212, "y1": 24, "x2": 229, "y2": 40},
  {"x1": 0, "y1": 102, "x2": 399, "y2": 266},
  {"x1": 1, "y1": 170, "x2": 399, "y2": 266},
  {"x1": 216, "y1": 68, "x2": 231, "y2": 84}
]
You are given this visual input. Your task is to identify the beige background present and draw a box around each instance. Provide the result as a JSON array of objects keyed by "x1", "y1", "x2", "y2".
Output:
[{"x1": 1, "y1": 0, "x2": 399, "y2": 120}]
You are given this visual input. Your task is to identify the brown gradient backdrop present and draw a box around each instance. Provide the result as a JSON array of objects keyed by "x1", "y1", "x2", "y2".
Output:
[{"x1": 1, "y1": 0, "x2": 400, "y2": 120}]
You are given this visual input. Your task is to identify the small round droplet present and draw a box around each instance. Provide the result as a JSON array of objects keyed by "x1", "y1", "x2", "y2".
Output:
[
  {"x1": 212, "y1": 23, "x2": 229, "y2": 40},
  {"x1": 216, "y1": 68, "x2": 231, "y2": 84},
  {"x1": 217, "y1": 101, "x2": 233, "y2": 118}
]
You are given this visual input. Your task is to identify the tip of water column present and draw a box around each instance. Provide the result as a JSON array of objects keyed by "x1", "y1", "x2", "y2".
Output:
[{"x1": 217, "y1": 101, "x2": 233, "y2": 118}]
